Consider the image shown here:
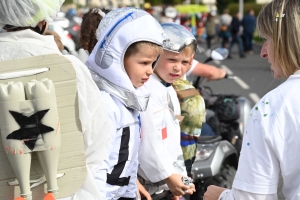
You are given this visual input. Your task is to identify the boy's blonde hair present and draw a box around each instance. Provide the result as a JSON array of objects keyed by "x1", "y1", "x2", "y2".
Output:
[
  {"x1": 257, "y1": 0, "x2": 300, "y2": 77},
  {"x1": 125, "y1": 41, "x2": 162, "y2": 58},
  {"x1": 181, "y1": 43, "x2": 196, "y2": 56}
]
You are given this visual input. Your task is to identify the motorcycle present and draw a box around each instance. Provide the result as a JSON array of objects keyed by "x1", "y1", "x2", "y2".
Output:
[{"x1": 189, "y1": 48, "x2": 251, "y2": 200}]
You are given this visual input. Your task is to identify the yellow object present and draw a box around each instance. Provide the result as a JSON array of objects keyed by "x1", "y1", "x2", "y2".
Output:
[
  {"x1": 175, "y1": 4, "x2": 208, "y2": 14},
  {"x1": 143, "y1": 2, "x2": 151, "y2": 9}
]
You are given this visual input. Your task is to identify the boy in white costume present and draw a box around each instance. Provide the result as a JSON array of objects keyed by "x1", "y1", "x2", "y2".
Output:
[
  {"x1": 204, "y1": 0, "x2": 300, "y2": 199},
  {"x1": 0, "y1": 1, "x2": 111, "y2": 200},
  {"x1": 138, "y1": 23, "x2": 197, "y2": 198},
  {"x1": 85, "y1": 7, "x2": 168, "y2": 200}
]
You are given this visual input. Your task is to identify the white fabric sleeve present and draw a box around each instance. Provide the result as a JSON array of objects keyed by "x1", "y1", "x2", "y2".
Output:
[
  {"x1": 65, "y1": 55, "x2": 111, "y2": 172},
  {"x1": 186, "y1": 59, "x2": 198, "y2": 77},
  {"x1": 138, "y1": 97, "x2": 175, "y2": 182},
  {"x1": 60, "y1": 55, "x2": 112, "y2": 200},
  {"x1": 218, "y1": 188, "x2": 278, "y2": 200},
  {"x1": 232, "y1": 105, "x2": 280, "y2": 194},
  {"x1": 93, "y1": 106, "x2": 117, "y2": 199}
]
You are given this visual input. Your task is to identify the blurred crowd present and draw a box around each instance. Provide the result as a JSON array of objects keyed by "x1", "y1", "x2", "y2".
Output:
[{"x1": 51, "y1": 6, "x2": 256, "y2": 60}]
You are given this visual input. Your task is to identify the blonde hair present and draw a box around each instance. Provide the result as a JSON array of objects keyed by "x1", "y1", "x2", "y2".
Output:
[
  {"x1": 125, "y1": 41, "x2": 162, "y2": 58},
  {"x1": 181, "y1": 43, "x2": 196, "y2": 56},
  {"x1": 257, "y1": 0, "x2": 300, "y2": 77}
]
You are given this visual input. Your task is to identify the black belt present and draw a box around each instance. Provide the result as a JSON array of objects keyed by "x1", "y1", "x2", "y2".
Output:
[
  {"x1": 141, "y1": 191, "x2": 173, "y2": 200},
  {"x1": 119, "y1": 198, "x2": 135, "y2": 200}
]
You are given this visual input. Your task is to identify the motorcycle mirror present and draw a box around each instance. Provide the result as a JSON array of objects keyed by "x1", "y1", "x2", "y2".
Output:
[{"x1": 211, "y1": 48, "x2": 229, "y2": 60}]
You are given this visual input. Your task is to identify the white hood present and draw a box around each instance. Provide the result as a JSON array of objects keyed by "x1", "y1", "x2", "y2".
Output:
[{"x1": 85, "y1": 7, "x2": 169, "y2": 111}]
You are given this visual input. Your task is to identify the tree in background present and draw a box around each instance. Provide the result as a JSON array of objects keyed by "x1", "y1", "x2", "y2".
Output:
[{"x1": 216, "y1": 0, "x2": 256, "y2": 14}]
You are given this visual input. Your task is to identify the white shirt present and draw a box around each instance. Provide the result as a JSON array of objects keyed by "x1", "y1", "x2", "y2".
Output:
[
  {"x1": 0, "y1": 29, "x2": 111, "y2": 200},
  {"x1": 185, "y1": 59, "x2": 198, "y2": 83},
  {"x1": 219, "y1": 71, "x2": 300, "y2": 199},
  {"x1": 220, "y1": 14, "x2": 232, "y2": 26},
  {"x1": 138, "y1": 74, "x2": 186, "y2": 194}
]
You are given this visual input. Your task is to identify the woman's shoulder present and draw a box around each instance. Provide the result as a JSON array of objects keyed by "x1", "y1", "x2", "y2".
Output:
[{"x1": 251, "y1": 78, "x2": 299, "y2": 126}]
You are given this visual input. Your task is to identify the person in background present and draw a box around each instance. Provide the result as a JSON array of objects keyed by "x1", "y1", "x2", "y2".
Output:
[
  {"x1": 204, "y1": 0, "x2": 300, "y2": 199},
  {"x1": 80, "y1": 8, "x2": 106, "y2": 54},
  {"x1": 186, "y1": 59, "x2": 226, "y2": 83},
  {"x1": 228, "y1": 12, "x2": 245, "y2": 59},
  {"x1": 242, "y1": 9, "x2": 256, "y2": 54},
  {"x1": 205, "y1": 12, "x2": 216, "y2": 54},
  {"x1": 219, "y1": 9, "x2": 232, "y2": 48}
]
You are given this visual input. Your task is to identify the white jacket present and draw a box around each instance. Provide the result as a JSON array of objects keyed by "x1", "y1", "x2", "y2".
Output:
[
  {"x1": 138, "y1": 74, "x2": 187, "y2": 194},
  {"x1": 0, "y1": 29, "x2": 111, "y2": 200}
]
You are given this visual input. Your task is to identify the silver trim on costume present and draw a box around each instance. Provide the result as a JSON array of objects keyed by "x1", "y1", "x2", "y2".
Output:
[{"x1": 90, "y1": 70, "x2": 150, "y2": 112}]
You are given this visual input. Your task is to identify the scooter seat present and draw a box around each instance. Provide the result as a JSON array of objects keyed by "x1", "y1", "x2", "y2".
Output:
[{"x1": 198, "y1": 135, "x2": 222, "y2": 144}]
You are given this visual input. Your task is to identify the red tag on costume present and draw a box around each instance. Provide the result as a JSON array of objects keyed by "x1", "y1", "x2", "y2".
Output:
[{"x1": 162, "y1": 127, "x2": 167, "y2": 140}]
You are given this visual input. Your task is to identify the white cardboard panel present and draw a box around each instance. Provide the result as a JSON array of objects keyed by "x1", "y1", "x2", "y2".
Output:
[{"x1": 0, "y1": 54, "x2": 86, "y2": 199}]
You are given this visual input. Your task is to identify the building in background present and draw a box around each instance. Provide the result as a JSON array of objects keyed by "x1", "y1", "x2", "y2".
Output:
[
  {"x1": 75, "y1": 0, "x2": 143, "y2": 9},
  {"x1": 256, "y1": 0, "x2": 271, "y2": 4}
]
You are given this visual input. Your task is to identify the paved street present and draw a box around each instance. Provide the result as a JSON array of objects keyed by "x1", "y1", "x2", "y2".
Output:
[
  {"x1": 194, "y1": 43, "x2": 284, "y2": 108},
  {"x1": 194, "y1": 42, "x2": 285, "y2": 199}
]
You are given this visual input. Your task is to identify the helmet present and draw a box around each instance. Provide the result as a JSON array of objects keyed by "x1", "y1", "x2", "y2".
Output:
[
  {"x1": 66, "y1": 8, "x2": 77, "y2": 19},
  {"x1": 161, "y1": 22, "x2": 198, "y2": 53}
]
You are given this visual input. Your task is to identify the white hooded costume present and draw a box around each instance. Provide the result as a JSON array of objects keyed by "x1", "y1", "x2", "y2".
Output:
[{"x1": 85, "y1": 7, "x2": 168, "y2": 200}]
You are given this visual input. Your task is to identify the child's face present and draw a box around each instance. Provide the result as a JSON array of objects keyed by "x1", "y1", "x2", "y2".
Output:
[
  {"x1": 154, "y1": 50, "x2": 194, "y2": 83},
  {"x1": 124, "y1": 48, "x2": 159, "y2": 88}
]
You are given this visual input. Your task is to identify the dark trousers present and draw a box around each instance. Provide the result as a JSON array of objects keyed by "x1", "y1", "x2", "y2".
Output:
[
  {"x1": 243, "y1": 33, "x2": 253, "y2": 51},
  {"x1": 206, "y1": 35, "x2": 215, "y2": 49},
  {"x1": 185, "y1": 156, "x2": 196, "y2": 176},
  {"x1": 221, "y1": 37, "x2": 229, "y2": 48},
  {"x1": 229, "y1": 35, "x2": 244, "y2": 56}
]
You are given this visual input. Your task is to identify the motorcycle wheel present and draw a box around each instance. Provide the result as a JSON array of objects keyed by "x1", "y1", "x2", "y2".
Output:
[{"x1": 191, "y1": 164, "x2": 236, "y2": 200}]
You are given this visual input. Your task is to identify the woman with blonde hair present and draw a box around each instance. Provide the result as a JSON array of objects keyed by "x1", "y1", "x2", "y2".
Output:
[{"x1": 204, "y1": 0, "x2": 300, "y2": 199}]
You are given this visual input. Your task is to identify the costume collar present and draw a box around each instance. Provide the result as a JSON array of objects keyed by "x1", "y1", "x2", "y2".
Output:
[
  {"x1": 152, "y1": 73, "x2": 172, "y2": 87},
  {"x1": 90, "y1": 70, "x2": 150, "y2": 112}
]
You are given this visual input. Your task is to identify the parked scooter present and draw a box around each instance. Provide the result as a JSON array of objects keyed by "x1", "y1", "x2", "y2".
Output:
[{"x1": 189, "y1": 48, "x2": 251, "y2": 200}]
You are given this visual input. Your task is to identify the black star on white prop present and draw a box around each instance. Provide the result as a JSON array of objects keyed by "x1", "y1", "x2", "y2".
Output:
[{"x1": 6, "y1": 109, "x2": 54, "y2": 151}]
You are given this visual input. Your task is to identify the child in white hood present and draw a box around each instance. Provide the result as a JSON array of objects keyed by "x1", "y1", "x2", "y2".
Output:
[{"x1": 85, "y1": 7, "x2": 168, "y2": 200}]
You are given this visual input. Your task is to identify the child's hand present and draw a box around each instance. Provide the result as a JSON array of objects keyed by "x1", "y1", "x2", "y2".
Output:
[
  {"x1": 137, "y1": 179, "x2": 152, "y2": 200},
  {"x1": 165, "y1": 174, "x2": 196, "y2": 196}
]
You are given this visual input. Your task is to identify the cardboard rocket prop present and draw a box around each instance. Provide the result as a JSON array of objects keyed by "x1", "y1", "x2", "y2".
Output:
[{"x1": 0, "y1": 54, "x2": 87, "y2": 200}]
